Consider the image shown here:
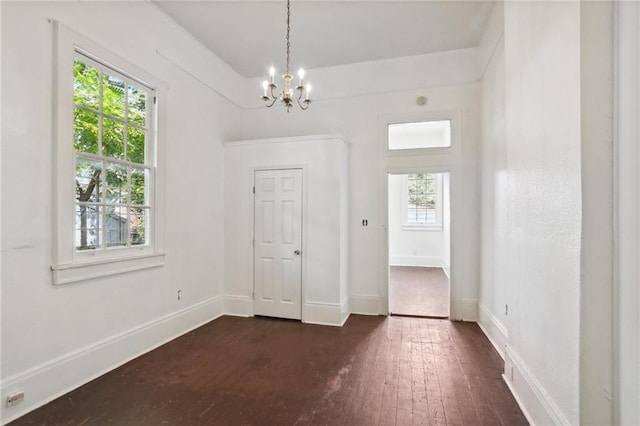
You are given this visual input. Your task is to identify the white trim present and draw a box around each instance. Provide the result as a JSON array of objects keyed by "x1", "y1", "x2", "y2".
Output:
[
  {"x1": 349, "y1": 294, "x2": 381, "y2": 315},
  {"x1": 224, "y1": 134, "x2": 347, "y2": 147},
  {"x1": 504, "y1": 344, "x2": 572, "y2": 426},
  {"x1": 52, "y1": 252, "x2": 165, "y2": 285},
  {"x1": 304, "y1": 301, "x2": 345, "y2": 327},
  {"x1": 223, "y1": 295, "x2": 252, "y2": 317},
  {"x1": 389, "y1": 256, "x2": 446, "y2": 268},
  {"x1": 462, "y1": 298, "x2": 478, "y2": 321},
  {"x1": 1, "y1": 296, "x2": 223, "y2": 424},
  {"x1": 477, "y1": 302, "x2": 507, "y2": 359}
]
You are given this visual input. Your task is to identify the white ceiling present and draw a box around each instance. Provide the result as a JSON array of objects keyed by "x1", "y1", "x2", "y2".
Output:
[{"x1": 153, "y1": 1, "x2": 494, "y2": 78}]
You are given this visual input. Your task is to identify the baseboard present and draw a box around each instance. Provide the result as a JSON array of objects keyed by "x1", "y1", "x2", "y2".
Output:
[
  {"x1": 304, "y1": 301, "x2": 344, "y2": 327},
  {"x1": 477, "y1": 302, "x2": 507, "y2": 359},
  {"x1": 1, "y1": 296, "x2": 224, "y2": 425},
  {"x1": 504, "y1": 344, "x2": 571, "y2": 426},
  {"x1": 340, "y1": 297, "x2": 350, "y2": 326},
  {"x1": 462, "y1": 298, "x2": 478, "y2": 321},
  {"x1": 349, "y1": 294, "x2": 380, "y2": 315},
  {"x1": 389, "y1": 255, "x2": 446, "y2": 268},
  {"x1": 223, "y1": 294, "x2": 252, "y2": 317}
]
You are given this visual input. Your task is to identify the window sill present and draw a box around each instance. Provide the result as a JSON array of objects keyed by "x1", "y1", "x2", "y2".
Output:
[
  {"x1": 401, "y1": 224, "x2": 443, "y2": 232},
  {"x1": 52, "y1": 252, "x2": 165, "y2": 285}
]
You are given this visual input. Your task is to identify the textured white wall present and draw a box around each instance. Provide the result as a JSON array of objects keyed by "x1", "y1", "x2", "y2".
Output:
[
  {"x1": 502, "y1": 2, "x2": 582, "y2": 424},
  {"x1": 616, "y1": 2, "x2": 640, "y2": 424},
  {"x1": 478, "y1": 4, "x2": 509, "y2": 355},
  {"x1": 1, "y1": 2, "x2": 242, "y2": 422}
]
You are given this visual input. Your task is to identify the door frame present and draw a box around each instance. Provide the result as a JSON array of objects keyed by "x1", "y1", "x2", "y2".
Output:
[
  {"x1": 386, "y1": 169, "x2": 452, "y2": 318},
  {"x1": 249, "y1": 165, "x2": 308, "y2": 322},
  {"x1": 378, "y1": 109, "x2": 465, "y2": 320}
]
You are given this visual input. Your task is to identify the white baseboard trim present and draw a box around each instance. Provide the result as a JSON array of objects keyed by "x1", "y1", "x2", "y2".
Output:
[
  {"x1": 389, "y1": 255, "x2": 446, "y2": 268},
  {"x1": 462, "y1": 298, "x2": 478, "y2": 321},
  {"x1": 340, "y1": 298, "x2": 350, "y2": 326},
  {"x1": 504, "y1": 344, "x2": 571, "y2": 426},
  {"x1": 1, "y1": 296, "x2": 224, "y2": 425},
  {"x1": 223, "y1": 294, "x2": 252, "y2": 317},
  {"x1": 477, "y1": 302, "x2": 507, "y2": 359},
  {"x1": 304, "y1": 301, "x2": 344, "y2": 327},
  {"x1": 349, "y1": 294, "x2": 380, "y2": 315}
]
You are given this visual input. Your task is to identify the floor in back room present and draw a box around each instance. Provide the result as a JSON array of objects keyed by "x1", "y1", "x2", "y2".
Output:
[
  {"x1": 390, "y1": 266, "x2": 450, "y2": 318},
  {"x1": 9, "y1": 315, "x2": 527, "y2": 426}
]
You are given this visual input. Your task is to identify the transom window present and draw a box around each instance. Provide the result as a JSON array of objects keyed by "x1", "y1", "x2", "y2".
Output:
[
  {"x1": 388, "y1": 120, "x2": 451, "y2": 150},
  {"x1": 73, "y1": 52, "x2": 154, "y2": 252}
]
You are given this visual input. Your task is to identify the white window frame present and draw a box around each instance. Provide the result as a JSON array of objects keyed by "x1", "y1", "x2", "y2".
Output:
[
  {"x1": 51, "y1": 21, "x2": 166, "y2": 285},
  {"x1": 401, "y1": 173, "x2": 443, "y2": 231}
]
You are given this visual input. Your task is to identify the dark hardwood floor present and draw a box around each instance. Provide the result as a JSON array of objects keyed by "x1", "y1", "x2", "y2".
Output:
[
  {"x1": 390, "y1": 266, "x2": 449, "y2": 318},
  {"x1": 10, "y1": 315, "x2": 527, "y2": 425}
]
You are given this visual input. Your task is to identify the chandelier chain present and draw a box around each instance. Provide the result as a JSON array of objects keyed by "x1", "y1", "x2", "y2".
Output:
[{"x1": 286, "y1": 0, "x2": 291, "y2": 74}]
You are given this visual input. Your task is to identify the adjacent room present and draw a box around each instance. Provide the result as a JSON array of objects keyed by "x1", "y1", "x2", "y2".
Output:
[{"x1": 2, "y1": 1, "x2": 639, "y2": 425}]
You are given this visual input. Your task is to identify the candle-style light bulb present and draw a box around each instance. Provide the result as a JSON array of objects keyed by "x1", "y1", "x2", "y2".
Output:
[
  {"x1": 298, "y1": 69, "x2": 305, "y2": 86},
  {"x1": 269, "y1": 66, "x2": 275, "y2": 84},
  {"x1": 305, "y1": 83, "x2": 311, "y2": 100},
  {"x1": 262, "y1": 80, "x2": 269, "y2": 97}
]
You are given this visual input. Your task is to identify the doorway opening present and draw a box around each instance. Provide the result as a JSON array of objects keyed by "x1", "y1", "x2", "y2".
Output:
[{"x1": 388, "y1": 172, "x2": 451, "y2": 318}]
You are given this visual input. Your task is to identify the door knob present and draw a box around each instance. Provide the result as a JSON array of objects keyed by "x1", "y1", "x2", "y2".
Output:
[{"x1": 294, "y1": 249, "x2": 301, "y2": 256}]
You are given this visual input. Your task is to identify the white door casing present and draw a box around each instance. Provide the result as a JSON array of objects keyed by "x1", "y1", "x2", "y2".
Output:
[{"x1": 253, "y1": 169, "x2": 303, "y2": 320}]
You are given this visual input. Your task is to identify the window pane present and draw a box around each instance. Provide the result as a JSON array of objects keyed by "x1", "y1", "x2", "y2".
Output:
[
  {"x1": 128, "y1": 85, "x2": 146, "y2": 127},
  {"x1": 130, "y1": 167, "x2": 147, "y2": 206},
  {"x1": 388, "y1": 120, "x2": 451, "y2": 150},
  {"x1": 130, "y1": 207, "x2": 148, "y2": 246},
  {"x1": 105, "y1": 206, "x2": 128, "y2": 247},
  {"x1": 102, "y1": 74, "x2": 125, "y2": 119},
  {"x1": 127, "y1": 126, "x2": 145, "y2": 164},
  {"x1": 76, "y1": 157, "x2": 102, "y2": 202},
  {"x1": 73, "y1": 60, "x2": 100, "y2": 111},
  {"x1": 106, "y1": 162, "x2": 128, "y2": 204},
  {"x1": 74, "y1": 108, "x2": 99, "y2": 154},
  {"x1": 102, "y1": 118, "x2": 125, "y2": 159},
  {"x1": 75, "y1": 205, "x2": 101, "y2": 250}
]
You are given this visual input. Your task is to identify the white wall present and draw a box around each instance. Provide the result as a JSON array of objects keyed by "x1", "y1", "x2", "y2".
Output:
[
  {"x1": 223, "y1": 135, "x2": 349, "y2": 326},
  {"x1": 478, "y1": 1, "x2": 509, "y2": 359},
  {"x1": 616, "y1": 2, "x2": 640, "y2": 424},
  {"x1": 388, "y1": 174, "x2": 447, "y2": 268},
  {"x1": 480, "y1": 2, "x2": 583, "y2": 424},
  {"x1": 1, "y1": 2, "x2": 242, "y2": 423},
  {"x1": 241, "y1": 51, "x2": 481, "y2": 321}
]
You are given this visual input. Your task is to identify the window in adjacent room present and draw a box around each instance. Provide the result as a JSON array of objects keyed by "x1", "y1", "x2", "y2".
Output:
[{"x1": 403, "y1": 173, "x2": 443, "y2": 229}]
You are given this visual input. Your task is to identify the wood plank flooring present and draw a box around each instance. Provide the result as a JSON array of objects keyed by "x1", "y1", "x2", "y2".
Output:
[
  {"x1": 390, "y1": 266, "x2": 449, "y2": 317},
  {"x1": 10, "y1": 315, "x2": 527, "y2": 426}
]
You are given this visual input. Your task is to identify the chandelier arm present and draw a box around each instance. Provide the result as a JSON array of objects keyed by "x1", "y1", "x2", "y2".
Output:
[
  {"x1": 296, "y1": 97, "x2": 311, "y2": 110},
  {"x1": 264, "y1": 96, "x2": 278, "y2": 108}
]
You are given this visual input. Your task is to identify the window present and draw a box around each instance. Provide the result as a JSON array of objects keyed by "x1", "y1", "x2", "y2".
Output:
[
  {"x1": 388, "y1": 120, "x2": 451, "y2": 150},
  {"x1": 73, "y1": 53, "x2": 152, "y2": 252},
  {"x1": 403, "y1": 173, "x2": 443, "y2": 230},
  {"x1": 52, "y1": 22, "x2": 165, "y2": 285}
]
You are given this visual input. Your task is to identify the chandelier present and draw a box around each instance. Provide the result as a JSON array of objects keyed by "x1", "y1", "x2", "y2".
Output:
[{"x1": 261, "y1": 0, "x2": 311, "y2": 112}]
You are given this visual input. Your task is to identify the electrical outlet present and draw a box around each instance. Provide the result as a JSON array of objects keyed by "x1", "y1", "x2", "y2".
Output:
[{"x1": 7, "y1": 392, "x2": 24, "y2": 407}]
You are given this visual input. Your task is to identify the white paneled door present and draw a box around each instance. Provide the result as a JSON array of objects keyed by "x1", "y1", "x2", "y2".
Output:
[{"x1": 253, "y1": 169, "x2": 303, "y2": 320}]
